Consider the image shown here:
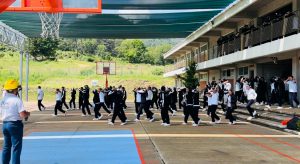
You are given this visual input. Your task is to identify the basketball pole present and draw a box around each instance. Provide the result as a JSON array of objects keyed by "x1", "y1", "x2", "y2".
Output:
[{"x1": 105, "y1": 74, "x2": 108, "y2": 88}]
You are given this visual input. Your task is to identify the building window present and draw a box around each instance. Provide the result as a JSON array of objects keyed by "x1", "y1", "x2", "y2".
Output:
[
  {"x1": 222, "y1": 69, "x2": 234, "y2": 78},
  {"x1": 238, "y1": 67, "x2": 248, "y2": 76}
]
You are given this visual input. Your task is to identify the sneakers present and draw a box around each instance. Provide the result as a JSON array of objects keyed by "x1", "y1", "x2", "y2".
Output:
[
  {"x1": 81, "y1": 114, "x2": 86, "y2": 117},
  {"x1": 149, "y1": 118, "x2": 155, "y2": 122},
  {"x1": 182, "y1": 122, "x2": 187, "y2": 125},
  {"x1": 64, "y1": 111, "x2": 67, "y2": 117},
  {"x1": 216, "y1": 119, "x2": 221, "y2": 124},
  {"x1": 247, "y1": 116, "x2": 253, "y2": 121},
  {"x1": 161, "y1": 123, "x2": 166, "y2": 126},
  {"x1": 232, "y1": 121, "x2": 237, "y2": 125},
  {"x1": 209, "y1": 121, "x2": 216, "y2": 125},
  {"x1": 289, "y1": 107, "x2": 293, "y2": 109},
  {"x1": 52, "y1": 114, "x2": 57, "y2": 117},
  {"x1": 192, "y1": 123, "x2": 198, "y2": 127},
  {"x1": 163, "y1": 123, "x2": 170, "y2": 127},
  {"x1": 298, "y1": 105, "x2": 300, "y2": 108},
  {"x1": 108, "y1": 121, "x2": 114, "y2": 126},
  {"x1": 172, "y1": 110, "x2": 177, "y2": 116},
  {"x1": 277, "y1": 107, "x2": 283, "y2": 109},
  {"x1": 98, "y1": 115, "x2": 103, "y2": 120},
  {"x1": 253, "y1": 111, "x2": 257, "y2": 117},
  {"x1": 120, "y1": 122, "x2": 127, "y2": 126},
  {"x1": 134, "y1": 118, "x2": 140, "y2": 122},
  {"x1": 93, "y1": 118, "x2": 99, "y2": 121},
  {"x1": 255, "y1": 102, "x2": 260, "y2": 106}
]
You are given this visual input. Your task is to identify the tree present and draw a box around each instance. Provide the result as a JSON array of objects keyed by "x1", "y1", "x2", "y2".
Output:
[
  {"x1": 116, "y1": 39, "x2": 148, "y2": 63},
  {"x1": 147, "y1": 44, "x2": 172, "y2": 65},
  {"x1": 27, "y1": 38, "x2": 59, "y2": 61},
  {"x1": 96, "y1": 44, "x2": 111, "y2": 60},
  {"x1": 181, "y1": 62, "x2": 199, "y2": 89}
]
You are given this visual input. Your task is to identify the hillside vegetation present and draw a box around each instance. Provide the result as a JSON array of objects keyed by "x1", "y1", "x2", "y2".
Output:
[{"x1": 0, "y1": 52, "x2": 174, "y2": 102}]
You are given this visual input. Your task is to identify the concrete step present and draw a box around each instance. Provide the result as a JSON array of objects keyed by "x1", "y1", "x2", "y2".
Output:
[
  {"x1": 234, "y1": 108, "x2": 292, "y2": 123},
  {"x1": 237, "y1": 104, "x2": 300, "y2": 117}
]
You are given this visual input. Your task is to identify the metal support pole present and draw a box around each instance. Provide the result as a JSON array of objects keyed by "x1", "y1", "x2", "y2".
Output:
[
  {"x1": 19, "y1": 51, "x2": 23, "y2": 100},
  {"x1": 25, "y1": 52, "x2": 29, "y2": 102}
]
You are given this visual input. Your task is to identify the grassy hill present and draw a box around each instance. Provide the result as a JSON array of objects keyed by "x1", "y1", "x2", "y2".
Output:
[{"x1": 0, "y1": 52, "x2": 174, "y2": 102}]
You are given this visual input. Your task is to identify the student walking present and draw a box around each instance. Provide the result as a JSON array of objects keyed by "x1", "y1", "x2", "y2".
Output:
[
  {"x1": 37, "y1": 86, "x2": 45, "y2": 111},
  {"x1": 99, "y1": 88, "x2": 112, "y2": 115},
  {"x1": 92, "y1": 89, "x2": 103, "y2": 120},
  {"x1": 54, "y1": 89, "x2": 67, "y2": 116},
  {"x1": 0, "y1": 79, "x2": 30, "y2": 164},
  {"x1": 159, "y1": 86, "x2": 171, "y2": 126},
  {"x1": 108, "y1": 88, "x2": 127, "y2": 126},
  {"x1": 61, "y1": 87, "x2": 69, "y2": 110},
  {"x1": 245, "y1": 86, "x2": 258, "y2": 120},
  {"x1": 208, "y1": 88, "x2": 221, "y2": 124},
  {"x1": 285, "y1": 76, "x2": 300, "y2": 108},
  {"x1": 78, "y1": 87, "x2": 84, "y2": 110},
  {"x1": 226, "y1": 90, "x2": 237, "y2": 125},
  {"x1": 81, "y1": 86, "x2": 91, "y2": 116},
  {"x1": 69, "y1": 88, "x2": 76, "y2": 110}
]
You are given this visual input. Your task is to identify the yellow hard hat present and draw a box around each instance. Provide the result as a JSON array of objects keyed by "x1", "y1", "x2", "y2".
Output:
[{"x1": 4, "y1": 79, "x2": 19, "y2": 90}]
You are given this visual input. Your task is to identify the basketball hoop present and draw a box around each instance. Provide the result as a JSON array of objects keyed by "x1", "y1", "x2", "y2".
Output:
[{"x1": 39, "y1": 12, "x2": 63, "y2": 39}]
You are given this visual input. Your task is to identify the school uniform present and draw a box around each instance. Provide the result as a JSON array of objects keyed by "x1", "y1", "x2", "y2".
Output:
[
  {"x1": 54, "y1": 92, "x2": 66, "y2": 115},
  {"x1": 159, "y1": 91, "x2": 171, "y2": 125},
  {"x1": 210, "y1": 92, "x2": 220, "y2": 122},
  {"x1": 246, "y1": 88, "x2": 257, "y2": 117},
  {"x1": 137, "y1": 90, "x2": 154, "y2": 120},
  {"x1": 111, "y1": 90, "x2": 127, "y2": 124},
  {"x1": 37, "y1": 88, "x2": 45, "y2": 111},
  {"x1": 99, "y1": 91, "x2": 111, "y2": 114},
  {"x1": 226, "y1": 94, "x2": 237, "y2": 123},
  {"x1": 151, "y1": 88, "x2": 159, "y2": 109},
  {"x1": 92, "y1": 90, "x2": 102, "y2": 119},
  {"x1": 69, "y1": 89, "x2": 76, "y2": 109},
  {"x1": 78, "y1": 89, "x2": 83, "y2": 110},
  {"x1": 61, "y1": 89, "x2": 69, "y2": 110},
  {"x1": 81, "y1": 88, "x2": 91, "y2": 115}
]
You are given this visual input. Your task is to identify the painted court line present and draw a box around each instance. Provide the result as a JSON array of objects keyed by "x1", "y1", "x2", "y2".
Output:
[
  {"x1": 0, "y1": 134, "x2": 298, "y2": 140},
  {"x1": 33, "y1": 120, "x2": 250, "y2": 124}
]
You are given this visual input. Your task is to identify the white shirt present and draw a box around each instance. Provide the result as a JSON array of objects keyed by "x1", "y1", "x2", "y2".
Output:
[
  {"x1": 146, "y1": 90, "x2": 153, "y2": 101},
  {"x1": 99, "y1": 92, "x2": 105, "y2": 103},
  {"x1": 0, "y1": 93, "x2": 25, "y2": 121},
  {"x1": 271, "y1": 83, "x2": 275, "y2": 92},
  {"x1": 207, "y1": 96, "x2": 212, "y2": 106},
  {"x1": 56, "y1": 92, "x2": 62, "y2": 101},
  {"x1": 235, "y1": 83, "x2": 241, "y2": 91},
  {"x1": 287, "y1": 81, "x2": 298, "y2": 93},
  {"x1": 37, "y1": 89, "x2": 44, "y2": 100},
  {"x1": 224, "y1": 83, "x2": 231, "y2": 91},
  {"x1": 136, "y1": 92, "x2": 141, "y2": 103},
  {"x1": 2, "y1": 90, "x2": 6, "y2": 98},
  {"x1": 211, "y1": 92, "x2": 219, "y2": 105},
  {"x1": 227, "y1": 96, "x2": 232, "y2": 108},
  {"x1": 246, "y1": 89, "x2": 257, "y2": 100}
]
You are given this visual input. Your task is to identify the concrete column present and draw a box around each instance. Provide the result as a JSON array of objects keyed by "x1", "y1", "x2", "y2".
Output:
[
  {"x1": 292, "y1": 0, "x2": 300, "y2": 11},
  {"x1": 295, "y1": 50, "x2": 300, "y2": 100}
]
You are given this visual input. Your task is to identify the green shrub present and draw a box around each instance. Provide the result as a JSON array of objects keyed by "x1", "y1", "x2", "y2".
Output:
[
  {"x1": 151, "y1": 68, "x2": 164, "y2": 76},
  {"x1": 30, "y1": 73, "x2": 46, "y2": 84}
]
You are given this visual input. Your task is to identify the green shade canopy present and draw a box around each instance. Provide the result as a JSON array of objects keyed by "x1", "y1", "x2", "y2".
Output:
[{"x1": 0, "y1": 0, "x2": 235, "y2": 38}]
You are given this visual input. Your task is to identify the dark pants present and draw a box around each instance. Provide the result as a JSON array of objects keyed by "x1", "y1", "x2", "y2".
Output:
[
  {"x1": 135, "y1": 102, "x2": 140, "y2": 114},
  {"x1": 226, "y1": 107, "x2": 236, "y2": 123},
  {"x1": 183, "y1": 105, "x2": 199, "y2": 124},
  {"x1": 151, "y1": 99, "x2": 159, "y2": 109},
  {"x1": 170, "y1": 103, "x2": 177, "y2": 111},
  {"x1": 61, "y1": 98, "x2": 69, "y2": 109},
  {"x1": 79, "y1": 98, "x2": 83, "y2": 110},
  {"x1": 37, "y1": 100, "x2": 45, "y2": 111},
  {"x1": 54, "y1": 101, "x2": 65, "y2": 115},
  {"x1": 69, "y1": 98, "x2": 76, "y2": 109},
  {"x1": 99, "y1": 103, "x2": 111, "y2": 114},
  {"x1": 289, "y1": 92, "x2": 299, "y2": 107},
  {"x1": 203, "y1": 96, "x2": 208, "y2": 108},
  {"x1": 122, "y1": 99, "x2": 127, "y2": 109},
  {"x1": 137, "y1": 102, "x2": 153, "y2": 120},
  {"x1": 111, "y1": 105, "x2": 127, "y2": 123},
  {"x1": 210, "y1": 105, "x2": 220, "y2": 122},
  {"x1": 81, "y1": 101, "x2": 91, "y2": 115},
  {"x1": 94, "y1": 103, "x2": 101, "y2": 118},
  {"x1": 246, "y1": 99, "x2": 255, "y2": 117},
  {"x1": 161, "y1": 106, "x2": 170, "y2": 124},
  {"x1": 2, "y1": 121, "x2": 23, "y2": 164},
  {"x1": 235, "y1": 91, "x2": 242, "y2": 102},
  {"x1": 179, "y1": 98, "x2": 183, "y2": 109}
]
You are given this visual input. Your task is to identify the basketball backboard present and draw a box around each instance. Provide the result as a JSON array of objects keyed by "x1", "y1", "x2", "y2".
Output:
[
  {"x1": 6, "y1": 0, "x2": 102, "y2": 13},
  {"x1": 96, "y1": 62, "x2": 116, "y2": 75}
]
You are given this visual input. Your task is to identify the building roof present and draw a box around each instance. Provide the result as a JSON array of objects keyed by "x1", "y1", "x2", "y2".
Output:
[{"x1": 0, "y1": 0, "x2": 236, "y2": 38}]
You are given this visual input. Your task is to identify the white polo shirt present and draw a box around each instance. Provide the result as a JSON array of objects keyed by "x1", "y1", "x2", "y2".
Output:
[
  {"x1": 287, "y1": 81, "x2": 298, "y2": 93},
  {"x1": 136, "y1": 92, "x2": 141, "y2": 103},
  {"x1": 99, "y1": 91, "x2": 105, "y2": 103},
  {"x1": 0, "y1": 93, "x2": 25, "y2": 121},
  {"x1": 211, "y1": 92, "x2": 219, "y2": 105},
  {"x1": 37, "y1": 89, "x2": 44, "y2": 100},
  {"x1": 146, "y1": 90, "x2": 153, "y2": 101},
  {"x1": 56, "y1": 92, "x2": 62, "y2": 101}
]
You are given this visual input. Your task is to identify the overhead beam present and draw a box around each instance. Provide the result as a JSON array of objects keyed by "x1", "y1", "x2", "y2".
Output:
[
  {"x1": 187, "y1": 42, "x2": 200, "y2": 47},
  {"x1": 193, "y1": 37, "x2": 209, "y2": 43},
  {"x1": 0, "y1": 21, "x2": 27, "y2": 50},
  {"x1": 234, "y1": 11, "x2": 257, "y2": 19},
  {"x1": 215, "y1": 22, "x2": 237, "y2": 30},
  {"x1": 203, "y1": 30, "x2": 222, "y2": 37}
]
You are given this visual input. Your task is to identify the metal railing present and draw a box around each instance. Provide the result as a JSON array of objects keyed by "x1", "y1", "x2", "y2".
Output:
[{"x1": 165, "y1": 11, "x2": 300, "y2": 74}]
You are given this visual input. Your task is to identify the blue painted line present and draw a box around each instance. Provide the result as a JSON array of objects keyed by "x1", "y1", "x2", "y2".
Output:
[{"x1": 1, "y1": 130, "x2": 141, "y2": 164}]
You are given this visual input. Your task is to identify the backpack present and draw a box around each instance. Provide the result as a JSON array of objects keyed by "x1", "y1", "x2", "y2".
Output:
[{"x1": 287, "y1": 116, "x2": 300, "y2": 130}]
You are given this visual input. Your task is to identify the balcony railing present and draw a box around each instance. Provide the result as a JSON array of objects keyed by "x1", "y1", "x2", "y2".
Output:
[{"x1": 165, "y1": 11, "x2": 300, "y2": 74}]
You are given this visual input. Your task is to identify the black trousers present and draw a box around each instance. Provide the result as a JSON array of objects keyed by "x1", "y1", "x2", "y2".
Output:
[
  {"x1": 246, "y1": 100, "x2": 255, "y2": 117},
  {"x1": 151, "y1": 98, "x2": 159, "y2": 109},
  {"x1": 135, "y1": 102, "x2": 143, "y2": 114},
  {"x1": 226, "y1": 107, "x2": 236, "y2": 123},
  {"x1": 111, "y1": 105, "x2": 127, "y2": 123},
  {"x1": 94, "y1": 103, "x2": 101, "y2": 118},
  {"x1": 99, "y1": 103, "x2": 111, "y2": 114},
  {"x1": 203, "y1": 96, "x2": 208, "y2": 108},
  {"x1": 69, "y1": 98, "x2": 76, "y2": 109},
  {"x1": 137, "y1": 102, "x2": 154, "y2": 120},
  {"x1": 210, "y1": 105, "x2": 220, "y2": 122},
  {"x1": 123, "y1": 100, "x2": 127, "y2": 109},
  {"x1": 170, "y1": 103, "x2": 177, "y2": 111},
  {"x1": 61, "y1": 98, "x2": 69, "y2": 109},
  {"x1": 38, "y1": 100, "x2": 45, "y2": 111},
  {"x1": 161, "y1": 106, "x2": 170, "y2": 124},
  {"x1": 81, "y1": 101, "x2": 91, "y2": 115},
  {"x1": 54, "y1": 101, "x2": 65, "y2": 115},
  {"x1": 183, "y1": 106, "x2": 200, "y2": 124},
  {"x1": 79, "y1": 98, "x2": 83, "y2": 110},
  {"x1": 179, "y1": 98, "x2": 183, "y2": 109}
]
